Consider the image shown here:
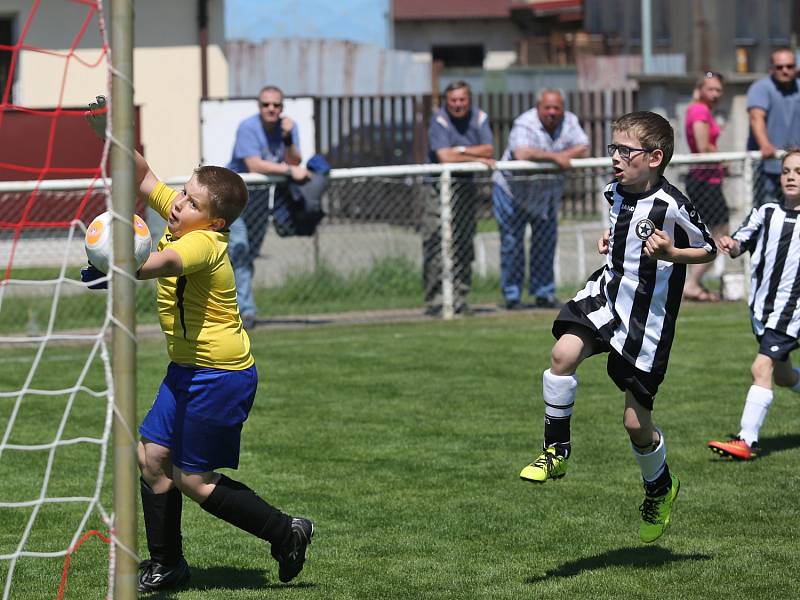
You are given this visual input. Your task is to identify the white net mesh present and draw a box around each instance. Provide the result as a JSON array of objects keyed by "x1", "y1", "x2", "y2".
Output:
[{"x1": 0, "y1": 2, "x2": 119, "y2": 598}]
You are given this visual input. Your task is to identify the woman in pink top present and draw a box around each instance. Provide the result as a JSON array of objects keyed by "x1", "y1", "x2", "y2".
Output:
[{"x1": 684, "y1": 72, "x2": 729, "y2": 301}]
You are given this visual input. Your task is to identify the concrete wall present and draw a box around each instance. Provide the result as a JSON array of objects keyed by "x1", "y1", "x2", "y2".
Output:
[
  {"x1": 633, "y1": 74, "x2": 760, "y2": 155},
  {"x1": 3, "y1": 0, "x2": 228, "y2": 178}
]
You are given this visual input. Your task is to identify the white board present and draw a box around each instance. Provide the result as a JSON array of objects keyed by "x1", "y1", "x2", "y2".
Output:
[{"x1": 200, "y1": 98, "x2": 316, "y2": 168}]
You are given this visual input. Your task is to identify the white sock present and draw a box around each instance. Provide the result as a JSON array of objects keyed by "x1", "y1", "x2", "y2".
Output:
[
  {"x1": 632, "y1": 428, "x2": 666, "y2": 483},
  {"x1": 738, "y1": 385, "x2": 773, "y2": 446},
  {"x1": 791, "y1": 368, "x2": 800, "y2": 393},
  {"x1": 542, "y1": 369, "x2": 578, "y2": 419}
]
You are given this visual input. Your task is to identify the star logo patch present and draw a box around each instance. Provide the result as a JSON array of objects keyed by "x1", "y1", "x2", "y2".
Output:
[{"x1": 635, "y1": 218, "x2": 656, "y2": 240}]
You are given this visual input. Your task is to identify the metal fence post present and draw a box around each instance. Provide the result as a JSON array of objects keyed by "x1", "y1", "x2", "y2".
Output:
[
  {"x1": 741, "y1": 153, "x2": 755, "y2": 296},
  {"x1": 439, "y1": 168, "x2": 455, "y2": 319}
]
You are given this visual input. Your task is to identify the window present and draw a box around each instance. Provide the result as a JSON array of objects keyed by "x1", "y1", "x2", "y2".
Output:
[
  {"x1": 769, "y1": 0, "x2": 791, "y2": 44},
  {"x1": 0, "y1": 16, "x2": 14, "y2": 103},
  {"x1": 653, "y1": 0, "x2": 671, "y2": 46},
  {"x1": 431, "y1": 45, "x2": 484, "y2": 68},
  {"x1": 735, "y1": 0, "x2": 759, "y2": 45}
]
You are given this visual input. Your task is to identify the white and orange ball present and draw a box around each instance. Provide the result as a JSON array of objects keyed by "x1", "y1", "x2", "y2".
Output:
[{"x1": 84, "y1": 211, "x2": 151, "y2": 274}]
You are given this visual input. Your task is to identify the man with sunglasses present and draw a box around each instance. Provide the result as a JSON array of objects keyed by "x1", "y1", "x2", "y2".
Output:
[
  {"x1": 226, "y1": 85, "x2": 308, "y2": 329},
  {"x1": 747, "y1": 48, "x2": 800, "y2": 206}
]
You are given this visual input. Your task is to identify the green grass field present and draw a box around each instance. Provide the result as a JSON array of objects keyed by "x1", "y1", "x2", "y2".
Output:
[{"x1": 1, "y1": 301, "x2": 799, "y2": 599}]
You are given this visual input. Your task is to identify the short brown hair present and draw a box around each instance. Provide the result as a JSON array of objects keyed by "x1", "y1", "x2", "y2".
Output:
[
  {"x1": 770, "y1": 47, "x2": 795, "y2": 65},
  {"x1": 612, "y1": 111, "x2": 674, "y2": 175},
  {"x1": 193, "y1": 166, "x2": 248, "y2": 228}
]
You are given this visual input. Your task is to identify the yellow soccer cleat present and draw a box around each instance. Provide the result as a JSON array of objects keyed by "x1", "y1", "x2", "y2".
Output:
[
  {"x1": 519, "y1": 446, "x2": 568, "y2": 483},
  {"x1": 639, "y1": 474, "x2": 680, "y2": 543}
]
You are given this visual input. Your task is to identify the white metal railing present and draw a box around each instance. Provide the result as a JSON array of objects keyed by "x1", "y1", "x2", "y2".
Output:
[
  {"x1": 0, "y1": 151, "x2": 766, "y2": 192},
  {"x1": 1, "y1": 152, "x2": 760, "y2": 320}
]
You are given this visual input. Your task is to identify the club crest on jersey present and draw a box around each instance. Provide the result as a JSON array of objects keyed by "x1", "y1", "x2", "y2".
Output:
[{"x1": 635, "y1": 218, "x2": 656, "y2": 240}]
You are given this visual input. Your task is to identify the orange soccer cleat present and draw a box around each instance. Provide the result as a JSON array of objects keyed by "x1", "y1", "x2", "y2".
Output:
[{"x1": 708, "y1": 436, "x2": 758, "y2": 461}]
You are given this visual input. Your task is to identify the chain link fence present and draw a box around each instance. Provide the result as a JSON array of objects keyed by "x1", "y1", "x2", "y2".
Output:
[{"x1": 0, "y1": 153, "x2": 766, "y2": 335}]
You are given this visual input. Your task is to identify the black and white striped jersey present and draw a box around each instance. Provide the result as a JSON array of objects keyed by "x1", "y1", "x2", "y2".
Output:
[
  {"x1": 734, "y1": 202, "x2": 800, "y2": 338},
  {"x1": 566, "y1": 178, "x2": 716, "y2": 375}
]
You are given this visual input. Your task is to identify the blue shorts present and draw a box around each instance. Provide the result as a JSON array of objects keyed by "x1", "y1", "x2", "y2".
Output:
[{"x1": 139, "y1": 362, "x2": 258, "y2": 473}]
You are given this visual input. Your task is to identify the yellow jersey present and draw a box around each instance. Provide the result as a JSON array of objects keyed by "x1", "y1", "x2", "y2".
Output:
[{"x1": 148, "y1": 182, "x2": 254, "y2": 370}]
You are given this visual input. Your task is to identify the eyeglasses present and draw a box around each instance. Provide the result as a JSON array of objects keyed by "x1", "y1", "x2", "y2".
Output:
[
  {"x1": 607, "y1": 144, "x2": 653, "y2": 159},
  {"x1": 259, "y1": 101, "x2": 283, "y2": 108},
  {"x1": 773, "y1": 63, "x2": 796, "y2": 70}
]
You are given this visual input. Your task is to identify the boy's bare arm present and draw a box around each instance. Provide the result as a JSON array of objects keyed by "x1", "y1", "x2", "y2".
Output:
[
  {"x1": 137, "y1": 248, "x2": 183, "y2": 279},
  {"x1": 643, "y1": 229, "x2": 716, "y2": 264},
  {"x1": 86, "y1": 96, "x2": 160, "y2": 200}
]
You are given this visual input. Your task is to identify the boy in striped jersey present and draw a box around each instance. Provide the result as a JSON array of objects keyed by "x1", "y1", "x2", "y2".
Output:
[
  {"x1": 519, "y1": 112, "x2": 716, "y2": 543},
  {"x1": 708, "y1": 149, "x2": 800, "y2": 461}
]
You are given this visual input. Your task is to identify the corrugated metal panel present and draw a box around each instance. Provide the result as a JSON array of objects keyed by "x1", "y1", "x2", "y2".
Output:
[{"x1": 227, "y1": 39, "x2": 431, "y2": 96}]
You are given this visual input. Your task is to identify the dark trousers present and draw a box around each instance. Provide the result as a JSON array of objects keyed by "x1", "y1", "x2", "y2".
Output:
[{"x1": 421, "y1": 183, "x2": 478, "y2": 309}]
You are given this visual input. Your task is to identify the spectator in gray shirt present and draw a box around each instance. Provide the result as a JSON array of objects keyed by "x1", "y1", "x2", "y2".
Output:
[
  {"x1": 422, "y1": 81, "x2": 494, "y2": 316},
  {"x1": 747, "y1": 47, "x2": 800, "y2": 206}
]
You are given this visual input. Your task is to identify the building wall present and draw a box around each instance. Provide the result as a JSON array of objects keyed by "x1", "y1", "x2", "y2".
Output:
[
  {"x1": 227, "y1": 38, "x2": 431, "y2": 96},
  {"x1": 4, "y1": 0, "x2": 228, "y2": 178},
  {"x1": 584, "y1": 0, "x2": 793, "y2": 74},
  {"x1": 394, "y1": 20, "x2": 520, "y2": 69}
]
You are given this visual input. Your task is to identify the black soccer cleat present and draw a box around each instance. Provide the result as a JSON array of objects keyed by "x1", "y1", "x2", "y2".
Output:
[
  {"x1": 271, "y1": 517, "x2": 314, "y2": 583},
  {"x1": 137, "y1": 557, "x2": 190, "y2": 593}
]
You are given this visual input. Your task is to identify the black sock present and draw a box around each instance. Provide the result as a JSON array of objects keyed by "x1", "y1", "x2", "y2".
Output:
[
  {"x1": 200, "y1": 474, "x2": 291, "y2": 545},
  {"x1": 644, "y1": 463, "x2": 672, "y2": 497},
  {"x1": 140, "y1": 478, "x2": 183, "y2": 566},
  {"x1": 544, "y1": 416, "x2": 571, "y2": 457}
]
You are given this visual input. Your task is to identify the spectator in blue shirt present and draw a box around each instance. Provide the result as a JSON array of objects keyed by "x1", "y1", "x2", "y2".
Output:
[
  {"x1": 422, "y1": 81, "x2": 495, "y2": 316},
  {"x1": 226, "y1": 86, "x2": 308, "y2": 329},
  {"x1": 747, "y1": 48, "x2": 800, "y2": 206},
  {"x1": 492, "y1": 89, "x2": 589, "y2": 310}
]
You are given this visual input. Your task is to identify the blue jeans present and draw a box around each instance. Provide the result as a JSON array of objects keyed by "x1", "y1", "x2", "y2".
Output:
[
  {"x1": 492, "y1": 183, "x2": 558, "y2": 302},
  {"x1": 228, "y1": 217, "x2": 256, "y2": 318},
  {"x1": 228, "y1": 186, "x2": 273, "y2": 318},
  {"x1": 754, "y1": 166, "x2": 781, "y2": 207}
]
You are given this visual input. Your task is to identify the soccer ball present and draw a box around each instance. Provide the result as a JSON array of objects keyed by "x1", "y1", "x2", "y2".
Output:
[{"x1": 84, "y1": 211, "x2": 152, "y2": 274}]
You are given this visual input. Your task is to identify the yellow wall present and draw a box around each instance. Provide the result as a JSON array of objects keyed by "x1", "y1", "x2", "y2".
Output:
[{"x1": 4, "y1": 0, "x2": 228, "y2": 178}]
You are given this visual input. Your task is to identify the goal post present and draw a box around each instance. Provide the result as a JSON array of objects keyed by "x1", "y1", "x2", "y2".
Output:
[{"x1": 109, "y1": 0, "x2": 138, "y2": 598}]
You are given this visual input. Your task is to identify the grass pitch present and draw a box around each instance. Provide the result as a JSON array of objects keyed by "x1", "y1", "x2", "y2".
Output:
[{"x1": 1, "y1": 301, "x2": 799, "y2": 598}]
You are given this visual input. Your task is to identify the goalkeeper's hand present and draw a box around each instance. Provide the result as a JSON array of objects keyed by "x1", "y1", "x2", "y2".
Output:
[
  {"x1": 80, "y1": 263, "x2": 108, "y2": 289},
  {"x1": 85, "y1": 95, "x2": 107, "y2": 140}
]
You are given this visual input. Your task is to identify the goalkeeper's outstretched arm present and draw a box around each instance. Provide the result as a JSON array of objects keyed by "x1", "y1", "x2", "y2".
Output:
[
  {"x1": 86, "y1": 95, "x2": 159, "y2": 200},
  {"x1": 85, "y1": 95, "x2": 180, "y2": 282}
]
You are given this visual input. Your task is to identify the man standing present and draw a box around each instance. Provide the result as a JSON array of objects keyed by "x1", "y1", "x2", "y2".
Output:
[
  {"x1": 492, "y1": 89, "x2": 589, "y2": 309},
  {"x1": 747, "y1": 48, "x2": 800, "y2": 206},
  {"x1": 227, "y1": 85, "x2": 308, "y2": 329},
  {"x1": 423, "y1": 81, "x2": 495, "y2": 316}
]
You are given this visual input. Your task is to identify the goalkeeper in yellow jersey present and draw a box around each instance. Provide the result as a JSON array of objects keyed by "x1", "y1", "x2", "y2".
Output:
[{"x1": 83, "y1": 97, "x2": 313, "y2": 593}]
